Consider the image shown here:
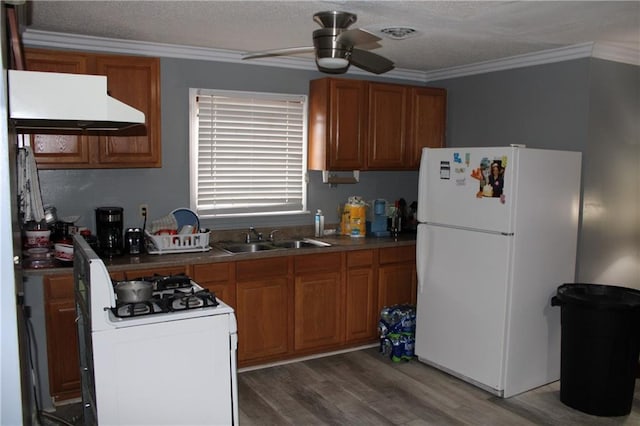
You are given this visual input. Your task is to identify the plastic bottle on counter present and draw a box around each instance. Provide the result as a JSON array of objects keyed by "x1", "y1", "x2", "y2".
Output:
[{"x1": 314, "y1": 209, "x2": 324, "y2": 237}]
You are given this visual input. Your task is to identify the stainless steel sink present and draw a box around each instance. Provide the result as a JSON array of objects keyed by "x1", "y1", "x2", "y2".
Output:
[
  {"x1": 218, "y1": 242, "x2": 277, "y2": 254},
  {"x1": 272, "y1": 239, "x2": 332, "y2": 249},
  {"x1": 272, "y1": 240, "x2": 317, "y2": 249},
  {"x1": 217, "y1": 238, "x2": 331, "y2": 254}
]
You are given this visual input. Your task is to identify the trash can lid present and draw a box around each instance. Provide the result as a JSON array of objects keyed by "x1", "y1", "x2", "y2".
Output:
[{"x1": 555, "y1": 283, "x2": 640, "y2": 309}]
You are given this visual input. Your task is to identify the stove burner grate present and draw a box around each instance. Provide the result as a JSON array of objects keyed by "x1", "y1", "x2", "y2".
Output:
[
  {"x1": 168, "y1": 288, "x2": 219, "y2": 311},
  {"x1": 113, "y1": 300, "x2": 167, "y2": 318},
  {"x1": 110, "y1": 277, "x2": 220, "y2": 318}
]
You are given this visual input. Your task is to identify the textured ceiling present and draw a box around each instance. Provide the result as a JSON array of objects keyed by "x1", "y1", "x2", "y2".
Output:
[{"x1": 23, "y1": 1, "x2": 640, "y2": 73}]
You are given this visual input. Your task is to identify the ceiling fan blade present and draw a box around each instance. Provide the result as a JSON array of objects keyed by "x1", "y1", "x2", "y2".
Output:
[
  {"x1": 337, "y1": 28, "x2": 381, "y2": 47},
  {"x1": 242, "y1": 46, "x2": 314, "y2": 60},
  {"x1": 349, "y1": 49, "x2": 395, "y2": 74}
]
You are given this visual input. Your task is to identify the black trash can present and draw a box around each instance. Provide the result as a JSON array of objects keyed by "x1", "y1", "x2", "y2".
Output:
[{"x1": 551, "y1": 283, "x2": 640, "y2": 416}]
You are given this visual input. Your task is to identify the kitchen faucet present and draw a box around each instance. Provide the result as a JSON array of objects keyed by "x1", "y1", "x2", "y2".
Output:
[
  {"x1": 268, "y1": 229, "x2": 279, "y2": 242},
  {"x1": 246, "y1": 227, "x2": 263, "y2": 243}
]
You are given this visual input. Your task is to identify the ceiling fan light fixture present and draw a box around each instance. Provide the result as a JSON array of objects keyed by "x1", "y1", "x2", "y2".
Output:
[{"x1": 316, "y1": 56, "x2": 350, "y2": 69}]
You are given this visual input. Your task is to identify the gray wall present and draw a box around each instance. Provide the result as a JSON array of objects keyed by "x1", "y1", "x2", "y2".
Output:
[
  {"x1": 433, "y1": 57, "x2": 639, "y2": 288},
  {"x1": 38, "y1": 58, "x2": 421, "y2": 234},
  {"x1": 579, "y1": 59, "x2": 639, "y2": 287},
  {"x1": 438, "y1": 58, "x2": 591, "y2": 150},
  {"x1": 36, "y1": 54, "x2": 640, "y2": 288}
]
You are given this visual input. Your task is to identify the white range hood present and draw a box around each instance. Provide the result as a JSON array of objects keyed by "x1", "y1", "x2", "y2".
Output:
[{"x1": 8, "y1": 70, "x2": 145, "y2": 132}]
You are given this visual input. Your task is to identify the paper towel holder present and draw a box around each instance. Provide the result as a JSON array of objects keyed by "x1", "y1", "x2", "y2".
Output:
[{"x1": 322, "y1": 170, "x2": 360, "y2": 187}]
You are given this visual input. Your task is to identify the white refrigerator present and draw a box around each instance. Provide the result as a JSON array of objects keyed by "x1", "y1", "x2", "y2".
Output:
[{"x1": 415, "y1": 146, "x2": 582, "y2": 398}]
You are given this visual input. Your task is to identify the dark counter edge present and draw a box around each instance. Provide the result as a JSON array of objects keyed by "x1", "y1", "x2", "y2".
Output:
[{"x1": 23, "y1": 234, "x2": 417, "y2": 276}]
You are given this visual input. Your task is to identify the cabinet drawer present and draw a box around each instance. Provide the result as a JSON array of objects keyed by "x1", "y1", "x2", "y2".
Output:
[
  {"x1": 379, "y1": 245, "x2": 416, "y2": 264},
  {"x1": 347, "y1": 249, "x2": 374, "y2": 268},
  {"x1": 237, "y1": 257, "x2": 288, "y2": 281},
  {"x1": 192, "y1": 262, "x2": 232, "y2": 283},
  {"x1": 295, "y1": 252, "x2": 342, "y2": 273}
]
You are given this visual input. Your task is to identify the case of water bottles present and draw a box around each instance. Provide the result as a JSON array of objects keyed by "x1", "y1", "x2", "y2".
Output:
[{"x1": 378, "y1": 304, "x2": 416, "y2": 362}]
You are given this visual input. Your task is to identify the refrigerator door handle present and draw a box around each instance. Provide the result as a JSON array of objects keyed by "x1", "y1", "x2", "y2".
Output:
[{"x1": 416, "y1": 225, "x2": 428, "y2": 294}]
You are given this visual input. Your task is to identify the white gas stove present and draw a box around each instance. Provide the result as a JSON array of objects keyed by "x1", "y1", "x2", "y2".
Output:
[{"x1": 73, "y1": 235, "x2": 238, "y2": 425}]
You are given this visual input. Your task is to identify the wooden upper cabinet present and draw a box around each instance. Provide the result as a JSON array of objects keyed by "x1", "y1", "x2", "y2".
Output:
[
  {"x1": 308, "y1": 78, "x2": 366, "y2": 171},
  {"x1": 407, "y1": 86, "x2": 447, "y2": 168},
  {"x1": 366, "y1": 83, "x2": 409, "y2": 170},
  {"x1": 23, "y1": 48, "x2": 161, "y2": 169},
  {"x1": 308, "y1": 77, "x2": 446, "y2": 171},
  {"x1": 24, "y1": 49, "x2": 91, "y2": 166},
  {"x1": 94, "y1": 55, "x2": 161, "y2": 167}
]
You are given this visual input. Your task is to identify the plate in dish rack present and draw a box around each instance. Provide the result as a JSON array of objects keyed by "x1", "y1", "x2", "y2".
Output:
[{"x1": 172, "y1": 208, "x2": 200, "y2": 232}]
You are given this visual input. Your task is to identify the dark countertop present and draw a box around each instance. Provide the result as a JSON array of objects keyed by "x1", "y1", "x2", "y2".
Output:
[{"x1": 23, "y1": 233, "x2": 417, "y2": 276}]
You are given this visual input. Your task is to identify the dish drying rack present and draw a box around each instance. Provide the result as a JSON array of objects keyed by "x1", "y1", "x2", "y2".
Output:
[{"x1": 144, "y1": 230, "x2": 211, "y2": 255}]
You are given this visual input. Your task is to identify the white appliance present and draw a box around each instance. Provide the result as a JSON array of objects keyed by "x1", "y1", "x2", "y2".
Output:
[
  {"x1": 8, "y1": 70, "x2": 145, "y2": 132},
  {"x1": 415, "y1": 146, "x2": 581, "y2": 398},
  {"x1": 73, "y1": 235, "x2": 238, "y2": 425}
]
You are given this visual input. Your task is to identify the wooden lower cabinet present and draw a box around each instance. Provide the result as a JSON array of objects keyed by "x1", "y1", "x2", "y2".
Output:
[
  {"x1": 235, "y1": 257, "x2": 291, "y2": 365},
  {"x1": 44, "y1": 274, "x2": 80, "y2": 402},
  {"x1": 293, "y1": 253, "x2": 343, "y2": 352},
  {"x1": 192, "y1": 262, "x2": 236, "y2": 308},
  {"x1": 377, "y1": 246, "x2": 417, "y2": 312},
  {"x1": 41, "y1": 243, "x2": 416, "y2": 400},
  {"x1": 345, "y1": 249, "x2": 378, "y2": 343}
]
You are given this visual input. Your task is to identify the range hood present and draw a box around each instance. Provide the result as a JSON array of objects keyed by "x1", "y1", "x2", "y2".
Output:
[{"x1": 8, "y1": 70, "x2": 145, "y2": 133}]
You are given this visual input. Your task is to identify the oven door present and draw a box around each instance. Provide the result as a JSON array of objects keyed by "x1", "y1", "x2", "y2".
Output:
[{"x1": 92, "y1": 313, "x2": 234, "y2": 425}]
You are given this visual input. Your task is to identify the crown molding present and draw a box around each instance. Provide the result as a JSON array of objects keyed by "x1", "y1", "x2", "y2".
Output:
[
  {"x1": 592, "y1": 42, "x2": 640, "y2": 66},
  {"x1": 21, "y1": 29, "x2": 428, "y2": 82},
  {"x1": 22, "y1": 29, "x2": 638, "y2": 84},
  {"x1": 423, "y1": 43, "x2": 596, "y2": 81}
]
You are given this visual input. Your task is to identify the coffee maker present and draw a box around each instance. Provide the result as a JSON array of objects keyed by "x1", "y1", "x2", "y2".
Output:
[
  {"x1": 95, "y1": 207, "x2": 123, "y2": 257},
  {"x1": 370, "y1": 199, "x2": 390, "y2": 237}
]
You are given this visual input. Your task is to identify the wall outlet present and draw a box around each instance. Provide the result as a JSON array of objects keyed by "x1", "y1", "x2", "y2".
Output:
[{"x1": 139, "y1": 204, "x2": 149, "y2": 219}]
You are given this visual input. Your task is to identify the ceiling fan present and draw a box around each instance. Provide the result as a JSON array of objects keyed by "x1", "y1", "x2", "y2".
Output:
[{"x1": 242, "y1": 11, "x2": 395, "y2": 75}]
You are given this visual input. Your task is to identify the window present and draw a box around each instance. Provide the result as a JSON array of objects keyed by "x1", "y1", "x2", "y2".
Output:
[{"x1": 190, "y1": 89, "x2": 308, "y2": 218}]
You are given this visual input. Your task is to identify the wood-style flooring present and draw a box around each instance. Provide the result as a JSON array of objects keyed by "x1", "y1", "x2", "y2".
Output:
[{"x1": 238, "y1": 347, "x2": 640, "y2": 426}]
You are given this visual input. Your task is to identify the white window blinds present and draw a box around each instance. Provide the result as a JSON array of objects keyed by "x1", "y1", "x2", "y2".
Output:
[{"x1": 191, "y1": 89, "x2": 307, "y2": 217}]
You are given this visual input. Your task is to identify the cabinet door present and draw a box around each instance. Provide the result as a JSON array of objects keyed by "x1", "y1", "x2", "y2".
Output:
[
  {"x1": 345, "y1": 250, "x2": 378, "y2": 343},
  {"x1": 378, "y1": 262, "x2": 417, "y2": 311},
  {"x1": 407, "y1": 87, "x2": 447, "y2": 168},
  {"x1": 294, "y1": 253, "x2": 343, "y2": 351},
  {"x1": 44, "y1": 274, "x2": 81, "y2": 402},
  {"x1": 94, "y1": 55, "x2": 161, "y2": 167},
  {"x1": 236, "y1": 277, "x2": 290, "y2": 362},
  {"x1": 308, "y1": 78, "x2": 366, "y2": 170},
  {"x1": 192, "y1": 262, "x2": 236, "y2": 308},
  {"x1": 366, "y1": 83, "x2": 409, "y2": 169},
  {"x1": 24, "y1": 49, "x2": 91, "y2": 167},
  {"x1": 378, "y1": 246, "x2": 417, "y2": 311},
  {"x1": 294, "y1": 270, "x2": 343, "y2": 351},
  {"x1": 236, "y1": 257, "x2": 290, "y2": 364}
]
